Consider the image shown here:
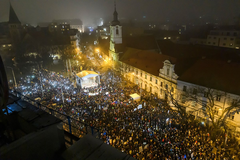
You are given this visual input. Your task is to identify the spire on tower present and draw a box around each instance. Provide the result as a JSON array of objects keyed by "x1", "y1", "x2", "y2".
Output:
[
  {"x1": 111, "y1": 1, "x2": 120, "y2": 26},
  {"x1": 9, "y1": 3, "x2": 21, "y2": 24}
]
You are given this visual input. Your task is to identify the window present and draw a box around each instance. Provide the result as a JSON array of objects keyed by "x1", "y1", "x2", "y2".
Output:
[
  {"x1": 171, "y1": 87, "x2": 174, "y2": 92},
  {"x1": 2, "y1": 45, "x2": 6, "y2": 47},
  {"x1": 128, "y1": 68, "x2": 130, "y2": 72},
  {"x1": 150, "y1": 77, "x2": 152, "y2": 81},
  {"x1": 223, "y1": 43, "x2": 226, "y2": 46},
  {"x1": 145, "y1": 84, "x2": 147, "y2": 90},
  {"x1": 145, "y1": 74, "x2": 147, "y2": 79},
  {"x1": 230, "y1": 43, "x2": 233, "y2": 46},
  {"x1": 167, "y1": 68, "x2": 170, "y2": 76},
  {"x1": 232, "y1": 116, "x2": 234, "y2": 120},
  {"x1": 213, "y1": 37, "x2": 216, "y2": 39},
  {"x1": 183, "y1": 86, "x2": 187, "y2": 92},
  {"x1": 136, "y1": 71, "x2": 138, "y2": 75},
  {"x1": 224, "y1": 38, "x2": 227, "y2": 40},
  {"x1": 116, "y1": 27, "x2": 119, "y2": 35},
  {"x1": 213, "y1": 42, "x2": 215, "y2": 45},
  {"x1": 165, "y1": 84, "x2": 168, "y2": 89},
  {"x1": 230, "y1": 38, "x2": 234, "y2": 41},
  {"x1": 193, "y1": 88, "x2": 197, "y2": 94},
  {"x1": 155, "y1": 79, "x2": 158, "y2": 84},
  {"x1": 141, "y1": 72, "x2": 142, "y2": 77},
  {"x1": 204, "y1": 92, "x2": 208, "y2": 98},
  {"x1": 150, "y1": 87, "x2": 152, "y2": 92},
  {"x1": 160, "y1": 82, "x2": 163, "y2": 87},
  {"x1": 216, "y1": 95, "x2": 221, "y2": 101},
  {"x1": 208, "y1": 42, "x2": 211, "y2": 44},
  {"x1": 160, "y1": 89, "x2": 162, "y2": 95},
  {"x1": 232, "y1": 99, "x2": 238, "y2": 104}
]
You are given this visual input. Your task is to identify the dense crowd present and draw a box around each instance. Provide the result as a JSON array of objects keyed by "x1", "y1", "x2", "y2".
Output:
[{"x1": 15, "y1": 64, "x2": 239, "y2": 159}]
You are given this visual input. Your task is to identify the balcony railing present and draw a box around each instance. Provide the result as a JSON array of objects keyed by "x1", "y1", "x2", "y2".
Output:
[{"x1": 11, "y1": 91, "x2": 101, "y2": 142}]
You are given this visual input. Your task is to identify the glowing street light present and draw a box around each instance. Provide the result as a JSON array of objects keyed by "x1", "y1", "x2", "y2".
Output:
[{"x1": 95, "y1": 48, "x2": 100, "y2": 52}]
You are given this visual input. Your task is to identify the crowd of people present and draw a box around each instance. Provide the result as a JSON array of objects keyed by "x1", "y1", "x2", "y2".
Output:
[{"x1": 15, "y1": 67, "x2": 239, "y2": 160}]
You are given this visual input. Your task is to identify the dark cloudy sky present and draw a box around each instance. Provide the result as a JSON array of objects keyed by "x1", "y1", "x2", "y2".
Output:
[{"x1": 0, "y1": 0, "x2": 240, "y2": 26}]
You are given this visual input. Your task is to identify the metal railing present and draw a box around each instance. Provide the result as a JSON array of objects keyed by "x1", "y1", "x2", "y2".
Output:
[{"x1": 11, "y1": 91, "x2": 101, "y2": 142}]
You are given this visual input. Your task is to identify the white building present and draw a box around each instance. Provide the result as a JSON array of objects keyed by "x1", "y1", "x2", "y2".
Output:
[
  {"x1": 99, "y1": 3, "x2": 240, "y2": 134},
  {"x1": 206, "y1": 30, "x2": 240, "y2": 49}
]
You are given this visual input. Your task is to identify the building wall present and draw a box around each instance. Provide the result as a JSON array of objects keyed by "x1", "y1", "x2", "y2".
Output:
[
  {"x1": 120, "y1": 61, "x2": 177, "y2": 100},
  {"x1": 206, "y1": 30, "x2": 240, "y2": 49},
  {"x1": 177, "y1": 80, "x2": 240, "y2": 131}
]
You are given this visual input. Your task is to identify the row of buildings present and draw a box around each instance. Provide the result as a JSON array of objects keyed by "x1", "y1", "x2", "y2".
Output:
[
  {"x1": 99, "y1": 5, "x2": 240, "y2": 134},
  {"x1": 191, "y1": 30, "x2": 240, "y2": 49},
  {"x1": 0, "y1": 4, "x2": 80, "y2": 60}
]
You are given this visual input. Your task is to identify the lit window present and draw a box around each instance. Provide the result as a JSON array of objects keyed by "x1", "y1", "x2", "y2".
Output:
[
  {"x1": 8, "y1": 44, "x2": 11, "y2": 47},
  {"x1": 168, "y1": 37, "x2": 171, "y2": 39},
  {"x1": 164, "y1": 37, "x2": 167, "y2": 40},
  {"x1": 3, "y1": 45, "x2": 6, "y2": 47}
]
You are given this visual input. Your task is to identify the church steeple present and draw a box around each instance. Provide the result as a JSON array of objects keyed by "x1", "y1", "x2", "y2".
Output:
[
  {"x1": 111, "y1": 1, "x2": 120, "y2": 26},
  {"x1": 9, "y1": 3, "x2": 21, "y2": 24}
]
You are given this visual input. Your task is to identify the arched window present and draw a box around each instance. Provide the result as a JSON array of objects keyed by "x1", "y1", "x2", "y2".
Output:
[{"x1": 116, "y1": 26, "x2": 119, "y2": 35}]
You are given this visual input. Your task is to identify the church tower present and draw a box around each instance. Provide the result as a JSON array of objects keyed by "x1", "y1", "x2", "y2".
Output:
[
  {"x1": 8, "y1": 3, "x2": 22, "y2": 47},
  {"x1": 109, "y1": 2, "x2": 122, "y2": 52}
]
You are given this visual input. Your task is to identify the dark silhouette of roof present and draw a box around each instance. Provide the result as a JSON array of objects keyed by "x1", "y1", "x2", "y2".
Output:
[
  {"x1": 9, "y1": 3, "x2": 21, "y2": 24},
  {"x1": 123, "y1": 35, "x2": 158, "y2": 50},
  {"x1": 179, "y1": 59, "x2": 240, "y2": 95}
]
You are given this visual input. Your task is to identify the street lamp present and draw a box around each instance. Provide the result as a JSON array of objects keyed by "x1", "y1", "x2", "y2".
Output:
[{"x1": 7, "y1": 66, "x2": 17, "y2": 88}]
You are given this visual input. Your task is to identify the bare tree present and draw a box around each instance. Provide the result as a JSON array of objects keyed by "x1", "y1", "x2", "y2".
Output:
[{"x1": 179, "y1": 86, "x2": 240, "y2": 140}]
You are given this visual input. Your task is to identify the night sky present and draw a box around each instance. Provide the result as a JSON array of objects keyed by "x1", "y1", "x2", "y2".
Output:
[{"x1": 0, "y1": 0, "x2": 240, "y2": 26}]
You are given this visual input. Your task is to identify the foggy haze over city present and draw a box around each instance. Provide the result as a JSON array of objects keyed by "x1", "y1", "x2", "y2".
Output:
[{"x1": 0, "y1": 0, "x2": 240, "y2": 26}]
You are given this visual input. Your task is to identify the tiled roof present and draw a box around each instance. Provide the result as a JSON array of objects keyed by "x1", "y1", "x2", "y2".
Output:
[
  {"x1": 179, "y1": 59, "x2": 240, "y2": 95},
  {"x1": 123, "y1": 35, "x2": 158, "y2": 50},
  {"x1": 120, "y1": 49, "x2": 176, "y2": 76}
]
